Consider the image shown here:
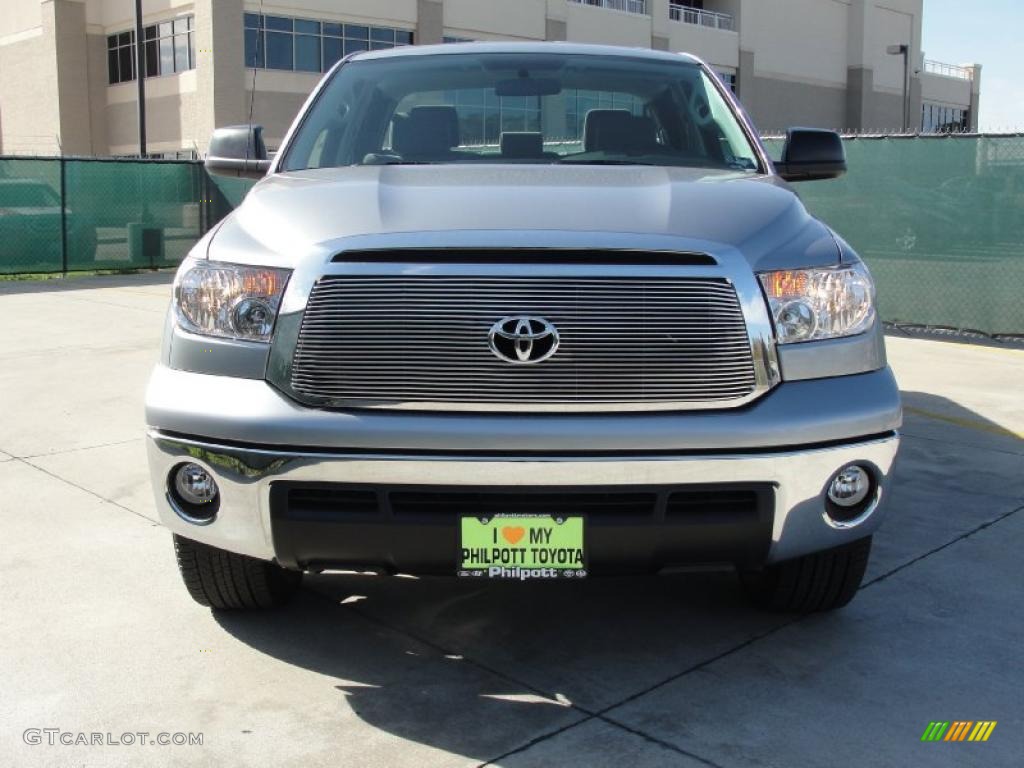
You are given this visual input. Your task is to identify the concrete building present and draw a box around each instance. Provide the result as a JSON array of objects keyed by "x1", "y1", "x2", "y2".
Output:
[{"x1": 0, "y1": 0, "x2": 981, "y2": 157}]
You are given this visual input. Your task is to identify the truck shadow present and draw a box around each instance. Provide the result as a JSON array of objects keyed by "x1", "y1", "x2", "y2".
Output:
[
  {"x1": 212, "y1": 390, "x2": 1022, "y2": 762},
  {"x1": 214, "y1": 569, "x2": 778, "y2": 760}
]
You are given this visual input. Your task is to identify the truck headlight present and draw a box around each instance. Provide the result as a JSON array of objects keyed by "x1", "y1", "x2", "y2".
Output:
[
  {"x1": 758, "y1": 263, "x2": 875, "y2": 343},
  {"x1": 173, "y1": 257, "x2": 291, "y2": 342}
]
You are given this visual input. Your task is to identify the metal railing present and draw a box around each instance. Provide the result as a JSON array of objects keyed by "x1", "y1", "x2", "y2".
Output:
[
  {"x1": 669, "y1": 4, "x2": 736, "y2": 31},
  {"x1": 567, "y1": 0, "x2": 648, "y2": 16},
  {"x1": 924, "y1": 60, "x2": 974, "y2": 81}
]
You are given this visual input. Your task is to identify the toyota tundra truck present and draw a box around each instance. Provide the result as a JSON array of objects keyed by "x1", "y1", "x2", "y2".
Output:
[{"x1": 146, "y1": 43, "x2": 901, "y2": 613}]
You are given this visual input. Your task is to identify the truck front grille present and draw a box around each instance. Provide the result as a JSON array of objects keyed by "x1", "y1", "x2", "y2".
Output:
[{"x1": 289, "y1": 275, "x2": 758, "y2": 411}]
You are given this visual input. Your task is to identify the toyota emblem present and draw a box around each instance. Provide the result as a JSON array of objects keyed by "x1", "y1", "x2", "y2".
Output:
[{"x1": 488, "y1": 316, "x2": 560, "y2": 364}]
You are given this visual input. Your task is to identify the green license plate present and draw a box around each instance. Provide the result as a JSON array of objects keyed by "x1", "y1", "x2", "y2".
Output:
[{"x1": 459, "y1": 515, "x2": 587, "y2": 580}]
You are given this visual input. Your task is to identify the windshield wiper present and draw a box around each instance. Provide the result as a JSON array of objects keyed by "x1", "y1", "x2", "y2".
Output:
[
  {"x1": 360, "y1": 159, "x2": 436, "y2": 166},
  {"x1": 558, "y1": 159, "x2": 663, "y2": 167}
]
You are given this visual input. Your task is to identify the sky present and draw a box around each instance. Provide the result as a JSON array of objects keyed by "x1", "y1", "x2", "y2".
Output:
[{"x1": 922, "y1": 0, "x2": 1023, "y2": 131}]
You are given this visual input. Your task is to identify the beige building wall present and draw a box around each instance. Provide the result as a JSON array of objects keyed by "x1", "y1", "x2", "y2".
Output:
[
  {"x1": 93, "y1": 0, "x2": 195, "y2": 30},
  {"x1": 664, "y1": 23, "x2": 738, "y2": 72},
  {"x1": 0, "y1": 0, "x2": 982, "y2": 158},
  {"x1": 258, "y1": 0, "x2": 418, "y2": 28},
  {"x1": 52, "y1": 0, "x2": 103, "y2": 155},
  {"x1": 744, "y1": 0, "x2": 849, "y2": 86},
  {"x1": 0, "y1": 0, "x2": 46, "y2": 37},
  {"x1": 0, "y1": 1, "x2": 60, "y2": 156},
  {"x1": 563, "y1": 3, "x2": 652, "y2": 48},
  {"x1": 246, "y1": 71, "x2": 319, "y2": 150},
  {"x1": 106, "y1": 70, "x2": 198, "y2": 155},
  {"x1": 921, "y1": 66, "x2": 979, "y2": 132},
  {"x1": 737, "y1": 0, "x2": 927, "y2": 132},
  {"x1": 737, "y1": 0, "x2": 849, "y2": 130},
  {"x1": 195, "y1": 0, "x2": 246, "y2": 152},
  {"x1": 921, "y1": 71, "x2": 973, "y2": 106},
  {"x1": 445, "y1": 0, "x2": 546, "y2": 41}
]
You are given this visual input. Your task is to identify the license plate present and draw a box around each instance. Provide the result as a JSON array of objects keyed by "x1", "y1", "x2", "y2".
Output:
[{"x1": 459, "y1": 515, "x2": 587, "y2": 580}]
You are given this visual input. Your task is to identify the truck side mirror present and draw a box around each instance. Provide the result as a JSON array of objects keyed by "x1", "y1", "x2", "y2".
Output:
[
  {"x1": 774, "y1": 128, "x2": 847, "y2": 182},
  {"x1": 205, "y1": 125, "x2": 271, "y2": 179}
]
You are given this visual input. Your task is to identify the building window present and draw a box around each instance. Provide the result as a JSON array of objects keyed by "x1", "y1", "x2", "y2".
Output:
[
  {"x1": 244, "y1": 14, "x2": 413, "y2": 72},
  {"x1": 443, "y1": 36, "x2": 473, "y2": 44},
  {"x1": 107, "y1": 15, "x2": 194, "y2": 84},
  {"x1": 264, "y1": 16, "x2": 294, "y2": 70},
  {"x1": 922, "y1": 102, "x2": 969, "y2": 133},
  {"x1": 107, "y1": 15, "x2": 193, "y2": 84},
  {"x1": 108, "y1": 31, "x2": 135, "y2": 84}
]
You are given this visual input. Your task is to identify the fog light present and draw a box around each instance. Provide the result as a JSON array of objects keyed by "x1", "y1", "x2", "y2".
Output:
[
  {"x1": 828, "y1": 465, "x2": 871, "y2": 508},
  {"x1": 169, "y1": 463, "x2": 219, "y2": 524},
  {"x1": 175, "y1": 463, "x2": 218, "y2": 505}
]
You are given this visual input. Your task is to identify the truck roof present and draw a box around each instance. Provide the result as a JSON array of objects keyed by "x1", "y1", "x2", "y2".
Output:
[{"x1": 349, "y1": 40, "x2": 702, "y2": 66}]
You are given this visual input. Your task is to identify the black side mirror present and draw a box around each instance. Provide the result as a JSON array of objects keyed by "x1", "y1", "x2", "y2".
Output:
[
  {"x1": 205, "y1": 125, "x2": 271, "y2": 179},
  {"x1": 774, "y1": 128, "x2": 846, "y2": 182}
]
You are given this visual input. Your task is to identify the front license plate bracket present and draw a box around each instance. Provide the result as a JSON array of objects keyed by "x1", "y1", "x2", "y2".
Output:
[{"x1": 458, "y1": 514, "x2": 587, "y2": 579}]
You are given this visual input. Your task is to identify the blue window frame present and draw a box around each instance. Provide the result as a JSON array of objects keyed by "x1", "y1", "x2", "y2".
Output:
[
  {"x1": 265, "y1": 31, "x2": 293, "y2": 70},
  {"x1": 244, "y1": 15, "x2": 412, "y2": 73}
]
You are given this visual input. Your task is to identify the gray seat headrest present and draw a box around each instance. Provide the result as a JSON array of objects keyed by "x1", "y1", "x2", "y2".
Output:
[
  {"x1": 393, "y1": 106, "x2": 460, "y2": 158},
  {"x1": 500, "y1": 132, "x2": 544, "y2": 158},
  {"x1": 583, "y1": 109, "x2": 635, "y2": 153}
]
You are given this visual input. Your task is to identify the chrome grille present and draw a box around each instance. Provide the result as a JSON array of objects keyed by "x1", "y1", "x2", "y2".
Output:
[{"x1": 289, "y1": 276, "x2": 758, "y2": 410}]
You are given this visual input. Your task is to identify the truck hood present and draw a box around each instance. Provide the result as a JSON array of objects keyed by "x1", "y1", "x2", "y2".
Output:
[{"x1": 212, "y1": 165, "x2": 840, "y2": 271}]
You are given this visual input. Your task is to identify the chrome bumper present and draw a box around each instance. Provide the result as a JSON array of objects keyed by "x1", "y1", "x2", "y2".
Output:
[{"x1": 147, "y1": 429, "x2": 900, "y2": 567}]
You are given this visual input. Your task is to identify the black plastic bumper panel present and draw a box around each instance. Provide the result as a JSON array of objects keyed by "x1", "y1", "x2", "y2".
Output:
[{"x1": 269, "y1": 482, "x2": 775, "y2": 574}]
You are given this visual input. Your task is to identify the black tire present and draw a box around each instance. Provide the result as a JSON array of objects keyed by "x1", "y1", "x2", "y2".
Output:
[
  {"x1": 739, "y1": 536, "x2": 872, "y2": 613},
  {"x1": 173, "y1": 534, "x2": 302, "y2": 610}
]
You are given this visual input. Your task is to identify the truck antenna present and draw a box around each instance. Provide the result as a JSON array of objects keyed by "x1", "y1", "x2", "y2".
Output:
[{"x1": 246, "y1": 0, "x2": 265, "y2": 164}]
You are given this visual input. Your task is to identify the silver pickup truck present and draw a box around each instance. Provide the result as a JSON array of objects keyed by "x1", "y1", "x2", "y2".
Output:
[{"x1": 146, "y1": 42, "x2": 900, "y2": 613}]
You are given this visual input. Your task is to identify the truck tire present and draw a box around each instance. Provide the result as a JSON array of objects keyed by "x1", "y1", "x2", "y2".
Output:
[
  {"x1": 173, "y1": 534, "x2": 301, "y2": 610},
  {"x1": 739, "y1": 536, "x2": 872, "y2": 613}
]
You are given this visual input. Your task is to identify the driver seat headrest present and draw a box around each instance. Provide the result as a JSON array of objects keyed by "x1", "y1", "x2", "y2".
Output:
[{"x1": 393, "y1": 106, "x2": 460, "y2": 158}]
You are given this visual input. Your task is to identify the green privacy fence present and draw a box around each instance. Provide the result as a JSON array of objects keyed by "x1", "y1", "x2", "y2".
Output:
[
  {"x1": 763, "y1": 135, "x2": 1024, "y2": 337},
  {"x1": 0, "y1": 156, "x2": 228, "y2": 274},
  {"x1": 2, "y1": 137, "x2": 1023, "y2": 335},
  {"x1": 207, "y1": 174, "x2": 254, "y2": 216}
]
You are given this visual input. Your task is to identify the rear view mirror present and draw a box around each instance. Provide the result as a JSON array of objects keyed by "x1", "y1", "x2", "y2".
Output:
[
  {"x1": 775, "y1": 128, "x2": 847, "y2": 182},
  {"x1": 495, "y1": 77, "x2": 562, "y2": 98},
  {"x1": 205, "y1": 125, "x2": 271, "y2": 180}
]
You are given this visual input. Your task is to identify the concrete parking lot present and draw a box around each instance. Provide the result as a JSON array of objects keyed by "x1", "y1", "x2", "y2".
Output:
[{"x1": 1, "y1": 273, "x2": 1021, "y2": 768}]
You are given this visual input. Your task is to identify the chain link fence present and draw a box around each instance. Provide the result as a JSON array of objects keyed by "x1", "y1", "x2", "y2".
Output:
[{"x1": 2, "y1": 136, "x2": 1023, "y2": 335}]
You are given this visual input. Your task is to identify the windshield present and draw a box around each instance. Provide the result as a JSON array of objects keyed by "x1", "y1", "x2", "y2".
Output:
[{"x1": 280, "y1": 52, "x2": 761, "y2": 172}]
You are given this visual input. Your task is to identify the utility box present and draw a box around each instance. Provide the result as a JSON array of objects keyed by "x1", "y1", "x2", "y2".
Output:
[{"x1": 127, "y1": 223, "x2": 165, "y2": 267}]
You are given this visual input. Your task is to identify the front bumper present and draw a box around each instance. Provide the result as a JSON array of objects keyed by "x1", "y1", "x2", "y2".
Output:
[
  {"x1": 148, "y1": 432, "x2": 898, "y2": 570},
  {"x1": 146, "y1": 364, "x2": 901, "y2": 571}
]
